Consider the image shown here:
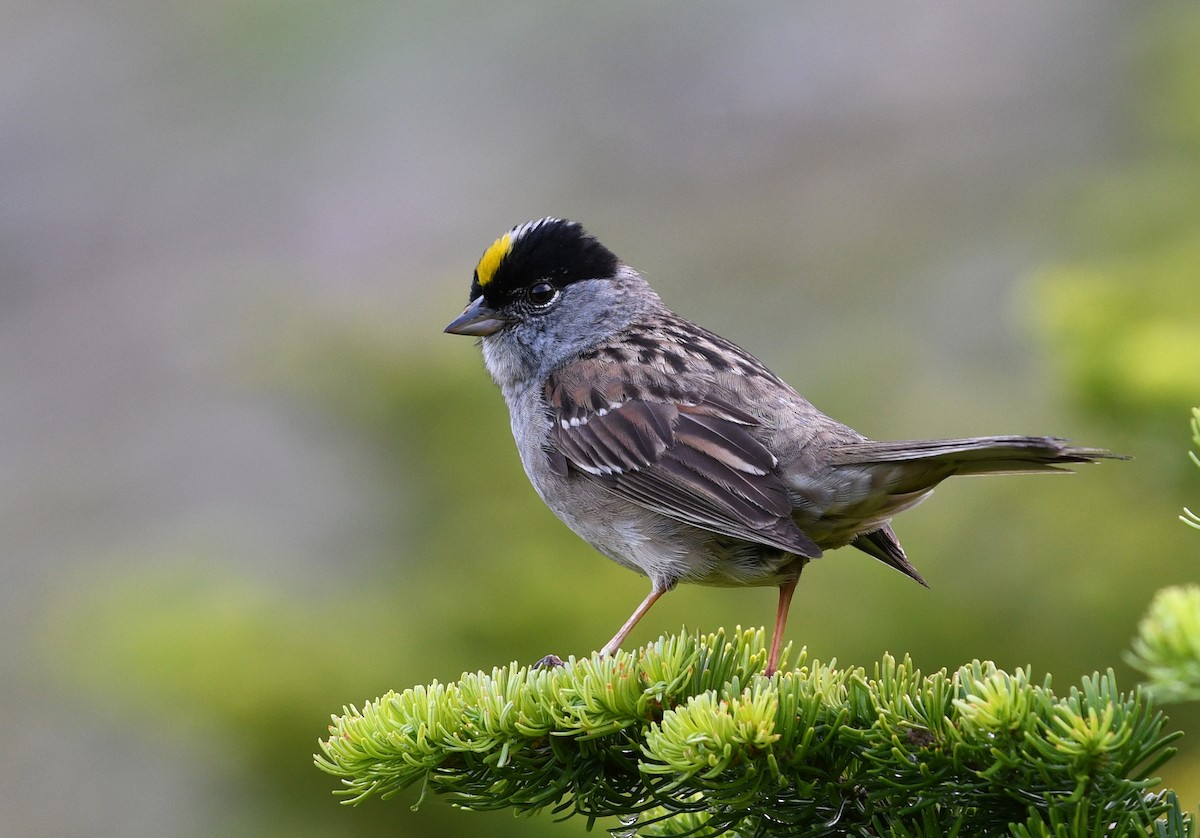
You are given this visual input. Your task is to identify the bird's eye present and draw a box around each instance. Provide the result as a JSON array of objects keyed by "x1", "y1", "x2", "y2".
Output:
[{"x1": 528, "y1": 282, "x2": 558, "y2": 306}]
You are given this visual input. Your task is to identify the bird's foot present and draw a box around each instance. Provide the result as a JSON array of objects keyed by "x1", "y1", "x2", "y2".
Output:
[{"x1": 532, "y1": 654, "x2": 565, "y2": 670}]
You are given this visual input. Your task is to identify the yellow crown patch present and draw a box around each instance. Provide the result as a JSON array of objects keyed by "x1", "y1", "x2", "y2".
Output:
[{"x1": 475, "y1": 232, "x2": 511, "y2": 288}]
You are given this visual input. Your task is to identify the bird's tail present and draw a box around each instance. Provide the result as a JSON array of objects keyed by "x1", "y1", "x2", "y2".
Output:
[
  {"x1": 829, "y1": 435, "x2": 1121, "y2": 587},
  {"x1": 828, "y1": 435, "x2": 1122, "y2": 477}
]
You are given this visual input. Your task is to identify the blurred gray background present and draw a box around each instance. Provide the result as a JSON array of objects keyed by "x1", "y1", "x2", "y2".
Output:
[{"x1": 5, "y1": 2, "x2": 1199, "y2": 836}]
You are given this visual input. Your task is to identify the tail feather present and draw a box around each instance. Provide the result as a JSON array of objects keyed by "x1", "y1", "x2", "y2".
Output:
[
  {"x1": 831, "y1": 435, "x2": 1121, "y2": 588},
  {"x1": 852, "y1": 525, "x2": 928, "y2": 586},
  {"x1": 829, "y1": 436, "x2": 1122, "y2": 475}
]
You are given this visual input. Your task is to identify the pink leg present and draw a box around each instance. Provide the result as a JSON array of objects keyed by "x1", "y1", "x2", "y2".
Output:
[
  {"x1": 600, "y1": 587, "x2": 667, "y2": 657},
  {"x1": 766, "y1": 574, "x2": 801, "y2": 676}
]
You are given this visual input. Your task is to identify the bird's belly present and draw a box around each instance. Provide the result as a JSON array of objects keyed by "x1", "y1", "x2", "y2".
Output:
[{"x1": 528, "y1": 468, "x2": 796, "y2": 589}]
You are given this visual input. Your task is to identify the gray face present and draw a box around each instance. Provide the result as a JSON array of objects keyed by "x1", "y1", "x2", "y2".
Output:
[{"x1": 477, "y1": 268, "x2": 663, "y2": 391}]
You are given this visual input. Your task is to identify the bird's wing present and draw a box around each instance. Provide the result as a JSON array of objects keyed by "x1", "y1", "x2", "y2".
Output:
[{"x1": 544, "y1": 362, "x2": 822, "y2": 558}]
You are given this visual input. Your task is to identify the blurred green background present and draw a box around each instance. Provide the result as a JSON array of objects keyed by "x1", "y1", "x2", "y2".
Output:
[{"x1": 5, "y1": 3, "x2": 1199, "y2": 835}]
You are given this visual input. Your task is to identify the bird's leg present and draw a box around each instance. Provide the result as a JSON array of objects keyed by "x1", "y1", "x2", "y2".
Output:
[
  {"x1": 599, "y1": 586, "x2": 666, "y2": 658},
  {"x1": 766, "y1": 569, "x2": 803, "y2": 676}
]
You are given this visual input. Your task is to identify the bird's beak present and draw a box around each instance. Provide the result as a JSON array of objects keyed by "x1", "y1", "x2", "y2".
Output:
[{"x1": 444, "y1": 297, "x2": 508, "y2": 336}]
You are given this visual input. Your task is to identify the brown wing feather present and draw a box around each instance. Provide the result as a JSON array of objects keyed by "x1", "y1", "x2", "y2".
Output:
[{"x1": 545, "y1": 366, "x2": 822, "y2": 558}]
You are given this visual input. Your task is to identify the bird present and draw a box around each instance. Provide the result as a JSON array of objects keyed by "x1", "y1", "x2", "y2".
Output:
[{"x1": 444, "y1": 217, "x2": 1119, "y2": 675}]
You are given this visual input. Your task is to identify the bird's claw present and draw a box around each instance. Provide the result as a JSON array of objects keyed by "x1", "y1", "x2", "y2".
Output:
[{"x1": 533, "y1": 654, "x2": 565, "y2": 670}]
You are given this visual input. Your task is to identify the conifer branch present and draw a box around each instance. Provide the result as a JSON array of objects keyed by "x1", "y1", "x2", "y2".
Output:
[
  {"x1": 1182, "y1": 408, "x2": 1200, "y2": 531},
  {"x1": 315, "y1": 628, "x2": 1188, "y2": 836},
  {"x1": 1128, "y1": 586, "x2": 1200, "y2": 706}
]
